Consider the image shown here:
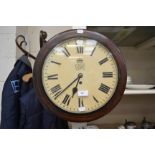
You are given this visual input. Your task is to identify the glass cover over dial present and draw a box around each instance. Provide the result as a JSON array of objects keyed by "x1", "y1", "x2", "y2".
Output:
[{"x1": 42, "y1": 38, "x2": 118, "y2": 114}]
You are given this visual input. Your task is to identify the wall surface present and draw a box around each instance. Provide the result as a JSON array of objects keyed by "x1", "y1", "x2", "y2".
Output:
[
  {"x1": 120, "y1": 46, "x2": 155, "y2": 84},
  {"x1": 0, "y1": 26, "x2": 16, "y2": 120}
]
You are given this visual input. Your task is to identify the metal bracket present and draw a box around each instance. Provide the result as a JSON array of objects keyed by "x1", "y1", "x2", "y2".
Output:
[
  {"x1": 16, "y1": 30, "x2": 48, "y2": 59},
  {"x1": 40, "y1": 30, "x2": 47, "y2": 48},
  {"x1": 15, "y1": 35, "x2": 36, "y2": 60}
]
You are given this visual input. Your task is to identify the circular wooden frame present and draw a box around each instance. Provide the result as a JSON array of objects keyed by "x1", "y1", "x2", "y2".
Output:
[{"x1": 33, "y1": 29, "x2": 127, "y2": 122}]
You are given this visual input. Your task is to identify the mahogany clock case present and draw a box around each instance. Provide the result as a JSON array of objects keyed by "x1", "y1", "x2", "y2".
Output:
[{"x1": 33, "y1": 29, "x2": 127, "y2": 122}]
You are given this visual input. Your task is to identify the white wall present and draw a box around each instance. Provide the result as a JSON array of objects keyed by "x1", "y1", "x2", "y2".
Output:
[{"x1": 0, "y1": 26, "x2": 16, "y2": 120}]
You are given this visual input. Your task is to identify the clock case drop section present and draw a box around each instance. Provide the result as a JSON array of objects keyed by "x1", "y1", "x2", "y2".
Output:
[{"x1": 33, "y1": 29, "x2": 127, "y2": 122}]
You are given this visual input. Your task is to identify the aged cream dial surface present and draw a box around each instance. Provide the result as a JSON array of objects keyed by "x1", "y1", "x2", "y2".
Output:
[{"x1": 42, "y1": 37, "x2": 118, "y2": 114}]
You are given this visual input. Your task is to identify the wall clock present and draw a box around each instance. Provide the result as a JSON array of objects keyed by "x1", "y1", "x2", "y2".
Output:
[{"x1": 33, "y1": 29, "x2": 127, "y2": 122}]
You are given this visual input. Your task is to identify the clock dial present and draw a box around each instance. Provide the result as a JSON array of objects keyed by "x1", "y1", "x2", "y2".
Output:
[
  {"x1": 42, "y1": 38, "x2": 118, "y2": 114},
  {"x1": 34, "y1": 29, "x2": 127, "y2": 122}
]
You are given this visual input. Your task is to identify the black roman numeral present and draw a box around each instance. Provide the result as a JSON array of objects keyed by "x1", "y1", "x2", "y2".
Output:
[
  {"x1": 103, "y1": 72, "x2": 113, "y2": 78},
  {"x1": 62, "y1": 47, "x2": 70, "y2": 57},
  {"x1": 78, "y1": 98, "x2": 84, "y2": 107},
  {"x1": 98, "y1": 57, "x2": 108, "y2": 65},
  {"x1": 62, "y1": 94, "x2": 71, "y2": 105},
  {"x1": 51, "y1": 61, "x2": 61, "y2": 65},
  {"x1": 77, "y1": 45, "x2": 83, "y2": 54},
  {"x1": 48, "y1": 74, "x2": 58, "y2": 80},
  {"x1": 51, "y1": 84, "x2": 61, "y2": 94},
  {"x1": 90, "y1": 46, "x2": 96, "y2": 56},
  {"x1": 99, "y1": 83, "x2": 110, "y2": 94},
  {"x1": 76, "y1": 40, "x2": 84, "y2": 54},
  {"x1": 93, "y1": 96, "x2": 99, "y2": 103}
]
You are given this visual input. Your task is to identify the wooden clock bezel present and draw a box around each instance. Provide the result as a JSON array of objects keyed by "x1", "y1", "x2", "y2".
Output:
[{"x1": 33, "y1": 29, "x2": 127, "y2": 122}]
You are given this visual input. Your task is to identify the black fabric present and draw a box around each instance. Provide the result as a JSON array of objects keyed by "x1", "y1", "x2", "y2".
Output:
[
  {"x1": 1, "y1": 56, "x2": 32, "y2": 129},
  {"x1": 1, "y1": 55, "x2": 69, "y2": 129}
]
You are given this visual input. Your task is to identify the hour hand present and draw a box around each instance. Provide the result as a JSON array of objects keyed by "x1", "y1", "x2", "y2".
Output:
[
  {"x1": 72, "y1": 87, "x2": 78, "y2": 98},
  {"x1": 72, "y1": 77, "x2": 81, "y2": 98}
]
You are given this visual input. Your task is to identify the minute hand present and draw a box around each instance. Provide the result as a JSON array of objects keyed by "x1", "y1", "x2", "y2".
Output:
[{"x1": 54, "y1": 74, "x2": 83, "y2": 99}]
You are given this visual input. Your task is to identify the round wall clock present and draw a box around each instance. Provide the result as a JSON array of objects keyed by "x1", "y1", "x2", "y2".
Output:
[{"x1": 33, "y1": 29, "x2": 127, "y2": 122}]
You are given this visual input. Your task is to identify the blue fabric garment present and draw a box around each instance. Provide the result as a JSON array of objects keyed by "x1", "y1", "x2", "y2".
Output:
[
  {"x1": 19, "y1": 86, "x2": 68, "y2": 129},
  {"x1": 1, "y1": 55, "x2": 32, "y2": 129},
  {"x1": 19, "y1": 87, "x2": 43, "y2": 129},
  {"x1": 1, "y1": 55, "x2": 68, "y2": 129}
]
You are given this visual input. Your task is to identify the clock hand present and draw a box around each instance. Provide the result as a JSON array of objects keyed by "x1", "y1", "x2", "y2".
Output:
[
  {"x1": 72, "y1": 78, "x2": 81, "y2": 98},
  {"x1": 54, "y1": 73, "x2": 83, "y2": 99}
]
